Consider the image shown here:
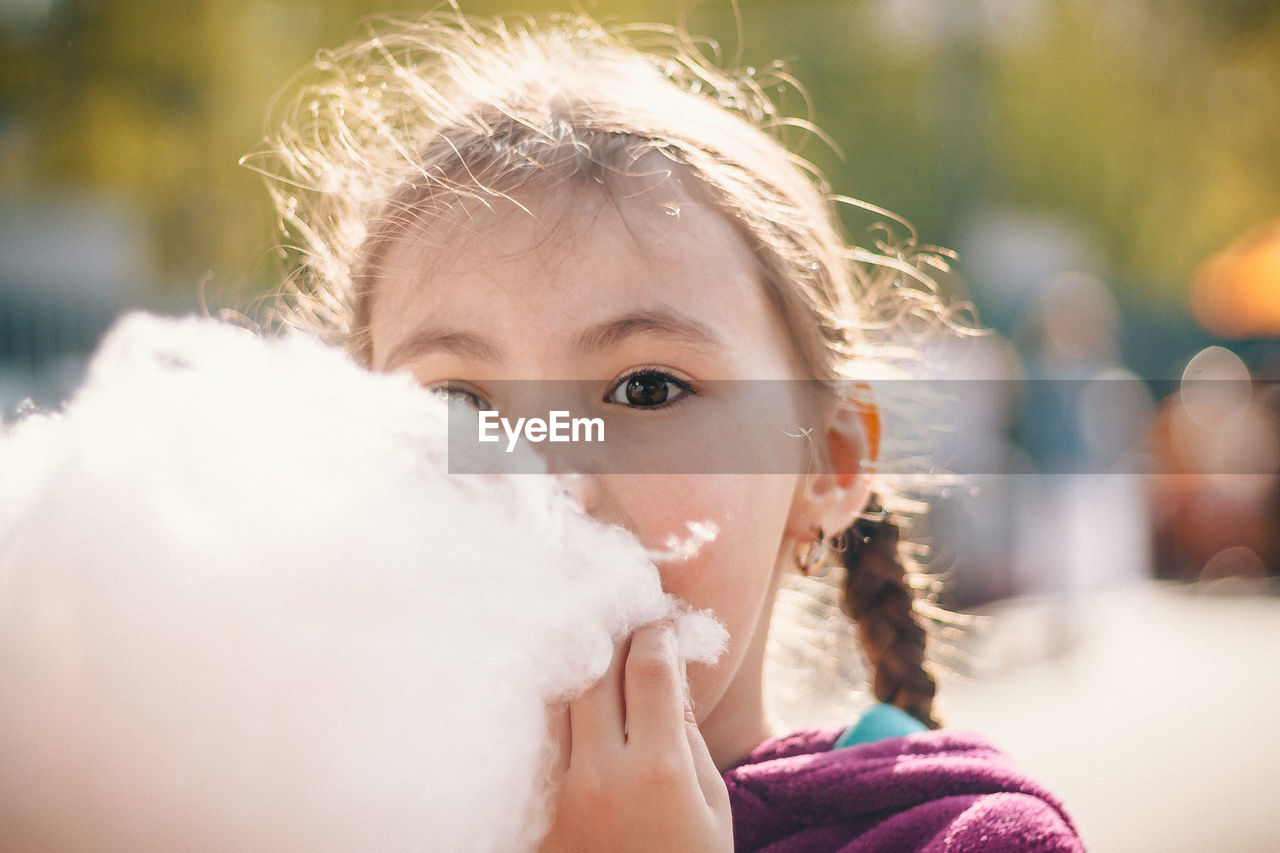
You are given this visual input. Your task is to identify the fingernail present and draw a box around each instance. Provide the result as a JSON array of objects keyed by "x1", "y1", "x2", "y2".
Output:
[
  {"x1": 659, "y1": 622, "x2": 677, "y2": 655},
  {"x1": 665, "y1": 623, "x2": 692, "y2": 698}
]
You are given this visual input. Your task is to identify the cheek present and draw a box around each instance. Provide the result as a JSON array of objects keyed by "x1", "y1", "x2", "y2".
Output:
[
  {"x1": 620, "y1": 475, "x2": 795, "y2": 626},
  {"x1": 625, "y1": 476, "x2": 796, "y2": 720}
]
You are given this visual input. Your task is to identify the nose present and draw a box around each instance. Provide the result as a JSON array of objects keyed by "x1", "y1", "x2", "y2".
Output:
[
  {"x1": 553, "y1": 471, "x2": 603, "y2": 516},
  {"x1": 492, "y1": 383, "x2": 608, "y2": 517}
]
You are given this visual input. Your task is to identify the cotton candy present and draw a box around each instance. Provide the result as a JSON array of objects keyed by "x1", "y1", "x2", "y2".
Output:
[{"x1": 0, "y1": 313, "x2": 725, "y2": 852}]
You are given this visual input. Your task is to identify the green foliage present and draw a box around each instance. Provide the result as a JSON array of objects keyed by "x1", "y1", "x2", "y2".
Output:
[{"x1": 3, "y1": 0, "x2": 1278, "y2": 311}]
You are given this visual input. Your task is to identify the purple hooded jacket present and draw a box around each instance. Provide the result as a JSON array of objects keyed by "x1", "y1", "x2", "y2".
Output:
[{"x1": 723, "y1": 727, "x2": 1085, "y2": 852}]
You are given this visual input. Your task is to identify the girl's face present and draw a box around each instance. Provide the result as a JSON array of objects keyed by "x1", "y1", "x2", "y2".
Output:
[{"x1": 365, "y1": 168, "x2": 840, "y2": 765}]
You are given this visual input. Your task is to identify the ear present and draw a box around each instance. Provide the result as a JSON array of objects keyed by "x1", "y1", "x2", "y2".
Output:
[{"x1": 787, "y1": 386, "x2": 879, "y2": 538}]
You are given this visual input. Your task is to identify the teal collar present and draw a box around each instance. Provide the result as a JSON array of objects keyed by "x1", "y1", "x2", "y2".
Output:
[{"x1": 833, "y1": 702, "x2": 928, "y2": 749}]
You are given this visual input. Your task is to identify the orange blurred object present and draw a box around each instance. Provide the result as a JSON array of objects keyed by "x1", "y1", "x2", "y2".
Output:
[{"x1": 1191, "y1": 219, "x2": 1280, "y2": 338}]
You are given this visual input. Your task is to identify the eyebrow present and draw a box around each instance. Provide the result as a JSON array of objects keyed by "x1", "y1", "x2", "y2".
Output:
[
  {"x1": 383, "y1": 329, "x2": 504, "y2": 370},
  {"x1": 383, "y1": 307, "x2": 724, "y2": 370},
  {"x1": 574, "y1": 308, "x2": 723, "y2": 355}
]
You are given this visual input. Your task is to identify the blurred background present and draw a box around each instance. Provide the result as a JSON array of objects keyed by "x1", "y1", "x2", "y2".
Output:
[{"x1": 2, "y1": 0, "x2": 1278, "y2": 849}]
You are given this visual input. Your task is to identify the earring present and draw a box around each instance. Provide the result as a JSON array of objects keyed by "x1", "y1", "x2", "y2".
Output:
[{"x1": 793, "y1": 528, "x2": 827, "y2": 575}]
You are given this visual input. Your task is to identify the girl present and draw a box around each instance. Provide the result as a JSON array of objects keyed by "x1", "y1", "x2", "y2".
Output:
[{"x1": 254, "y1": 10, "x2": 1084, "y2": 851}]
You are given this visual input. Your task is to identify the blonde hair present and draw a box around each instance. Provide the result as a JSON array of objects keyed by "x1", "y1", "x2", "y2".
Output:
[{"x1": 247, "y1": 9, "x2": 966, "y2": 726}]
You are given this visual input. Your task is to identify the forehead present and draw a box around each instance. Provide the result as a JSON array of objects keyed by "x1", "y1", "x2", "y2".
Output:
[{"x1": 366, "y1": 166, "x2": 796, "y2": 376}]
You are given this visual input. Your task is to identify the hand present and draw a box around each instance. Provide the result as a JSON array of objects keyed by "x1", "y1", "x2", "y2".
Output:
[{"x1": 537, "y1": 622, "x2": 733, "y2": 853}]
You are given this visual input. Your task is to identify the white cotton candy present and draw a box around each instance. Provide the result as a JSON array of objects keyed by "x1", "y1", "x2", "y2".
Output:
[{"x1": 0, "y1": 313, "x2": 726, "y2": 852}]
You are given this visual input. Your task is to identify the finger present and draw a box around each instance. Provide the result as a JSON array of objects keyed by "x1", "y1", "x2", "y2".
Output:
[
  {"x1": 683, "y1": 679, "x2": 731, "y2": 808},
  {"x1": 622, "y1": 622, "x2": 686, "y2": 748},
  {"x1": 567, "y1": 638, "x2": 628, "y2": 763}
]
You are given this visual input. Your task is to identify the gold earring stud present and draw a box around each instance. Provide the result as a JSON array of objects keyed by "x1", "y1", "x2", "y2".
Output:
[{"x1": 794, "y1": 527, "x2": 826, "y2": 575}]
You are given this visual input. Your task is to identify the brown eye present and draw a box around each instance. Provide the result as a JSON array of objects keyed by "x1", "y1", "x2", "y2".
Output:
[{"x1": 606, "y1": 370, "x2": 692, "y2": 409}]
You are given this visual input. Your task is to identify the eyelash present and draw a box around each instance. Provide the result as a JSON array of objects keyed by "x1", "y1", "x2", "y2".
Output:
[
  {"x1": 605, "y1": 367, "x2": 698, "y2": 411},
  {"x1": 428, "y1": 369, "x2": 698, "y2": 412},
  {"x1": 429, "y1": 382, "x2": 491, "y2": 411}
]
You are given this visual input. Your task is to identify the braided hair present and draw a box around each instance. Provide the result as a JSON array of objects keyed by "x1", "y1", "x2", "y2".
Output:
[{"x1": 835, "y1": 496, "x2": 941, "y2": 729}]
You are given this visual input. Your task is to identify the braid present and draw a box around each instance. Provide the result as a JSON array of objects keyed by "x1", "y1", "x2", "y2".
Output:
[{"x1": 836, "y1": 495, "x2": 940, "y2": 729}]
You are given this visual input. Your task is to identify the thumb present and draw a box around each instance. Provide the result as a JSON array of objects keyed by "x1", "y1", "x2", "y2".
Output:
[{"x1": 682, "y1": 674, "x2": 730, "y2": 809}]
